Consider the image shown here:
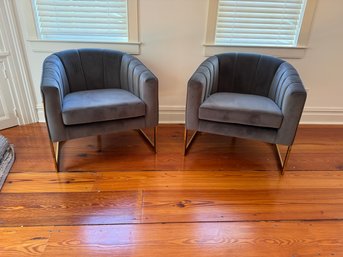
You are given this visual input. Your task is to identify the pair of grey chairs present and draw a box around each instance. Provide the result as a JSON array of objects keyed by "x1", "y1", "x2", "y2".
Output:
[{"x1": 41, "y1": 49, "x2": 306, "y2": 173}]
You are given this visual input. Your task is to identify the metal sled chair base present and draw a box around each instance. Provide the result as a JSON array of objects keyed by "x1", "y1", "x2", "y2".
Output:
[
  {"x1": 49, "y1": 140, "x2": 64, "y2": 172},
  {"x1": 137, "y1": 127, "x2": 157, "y2": 153},
  {"x1": 184, "y1": 129, "x2": 198, "y2": 155},
  {"x1": 49, "y1": 127, "x2": 157, "y2": 172},
  {"x1": 183, "y1": 128, "x2": 293, "y2": 174},
  {"x1": 275, "y1": 144, "x2": 293, "y2": 175}
]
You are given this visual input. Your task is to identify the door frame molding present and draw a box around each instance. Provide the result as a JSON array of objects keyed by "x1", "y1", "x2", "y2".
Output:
[{"x1": 0, "y1": 0, "x2": 37, "y2": 125}]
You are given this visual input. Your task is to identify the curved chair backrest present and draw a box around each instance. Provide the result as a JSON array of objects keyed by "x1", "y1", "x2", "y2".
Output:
[
  {"x1": 42, "y1": 49, "x2": 148, "y2": 97},
  {"x1": 43, "y1": 49, "x2": 123, "y2": 96},
  {"x1": 195, "y1": 53, "x2": 303, "y2": 110},
  {"x1": 53, "y1": 49, "x2": 123, "y2": 93},
  {"x1": 215, "y1": 53, "x2": 284, "y2": 96}
]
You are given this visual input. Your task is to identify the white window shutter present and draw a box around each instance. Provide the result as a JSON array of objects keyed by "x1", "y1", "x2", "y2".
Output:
[
  {"x1": 33, "y1": 0, "x2": 128, "y2": 42},
  {"x1": 215, "y1": 0, "x2": 307, "y2": 47}
]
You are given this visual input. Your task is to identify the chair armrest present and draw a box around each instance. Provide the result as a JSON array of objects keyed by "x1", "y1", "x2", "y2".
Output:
[
  {"x1": 270, "y1": 62, "x2": 307, "y2": 145},
  {"x1": 41, "y1": 55, "x2": 69, "y2": 142},
  {"x1": 186, "y1": 73, "x2": 207, "y2": 130},
  {"x1": 186, "y1": 56, "x2": 219, "y2": 130},
  {"x1": 121, "y1": 54, "x2": 158, "y2": 127},
  {"x1": 138, "y1": 70, "x2": 159, "y2": 127}
]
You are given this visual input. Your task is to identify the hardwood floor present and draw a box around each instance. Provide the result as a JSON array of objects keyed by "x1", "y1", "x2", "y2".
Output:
[{"x1": 0, "y1": 123, "x2": 342, "y2": 256}]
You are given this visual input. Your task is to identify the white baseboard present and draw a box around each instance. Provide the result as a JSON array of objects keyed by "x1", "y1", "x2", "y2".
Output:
[
  {"x1": 301, "y1": 107, "x2": 343, "y2": 124},
  {"x1": 35, "y1": 103, "x2": 343, "y2": 125},
  {"x1": 159, "y1": 106, "x2": 185, "y2": 124}
]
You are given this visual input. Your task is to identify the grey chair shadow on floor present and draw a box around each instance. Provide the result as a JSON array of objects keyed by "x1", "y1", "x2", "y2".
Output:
[
  {"x1": 41, "y1": 49, "x2": 158, "y2": 172},
  {"x1": 184, "y1": 52, "x2": 307, "y2": 174}
]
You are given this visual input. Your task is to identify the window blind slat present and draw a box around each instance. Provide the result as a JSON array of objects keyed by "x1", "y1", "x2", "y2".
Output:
[
  {"x1": 36, "y1": 0, "x2": 126, "y2": 8},
  {"x1": 217, "y1": 29, "x2": 296, "y2": 35},
  {"x1": 216, "y1": 31, "x2": 295, "y2": 38},
  {"x1": 220, "y1": 2, "x2": 302, "y2": 9},
  {"x1": 215, "y1": 0, "x2": 307, "y2": 47},
  {"x1": 217, "y1": 23, "x2": 297, "y2": 30},
  {"x1": 216, "y1": 38, "x2": 295, "y2": 46},
  {"x1": 40, "y1": 23, "x2": 127, "y2": 30},
  {"x1": 37, "y1": 6, "x2": 126, "y2": 13},
  {"x1": 218, "y1": 7, "x2": 302, "y2": 14},
  {"x1": 41, "y1": 28, "x2": 127, "y2": 35},
  {"x1": 218, "y1": 13, "x2": 300, "y2": 19},
  {"x1": 39, "y1": 17, "x2": 126, "y2": 24},
  {"x1": 33, "y1": 0, "x2": 128, "y2": 42},
  {"x1": 220, "y1": 0, "x2": 303, "y2": 5},
  {"x1": 216, "y1": 17, "x2": 300, "y2": 25},
  {"x1": 37, "y1": 11, "x2": 126, "y2": 19}
]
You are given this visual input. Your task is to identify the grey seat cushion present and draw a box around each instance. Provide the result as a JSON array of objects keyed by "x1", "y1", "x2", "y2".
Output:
[
  {"x1": 199, "y1": 92, "x2": 283, "y2": 129},
  {"x1": 62, "y1": 88, "x2": 145, "y2": 125}
]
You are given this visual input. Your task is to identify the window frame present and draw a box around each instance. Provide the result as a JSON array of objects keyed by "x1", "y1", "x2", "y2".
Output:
[
  {"x1": 26, "y1": 0, "x2": 140, "y2": 54},
  {"x1": 204, "y1": 0, "x2": 318, "y2": 58}
]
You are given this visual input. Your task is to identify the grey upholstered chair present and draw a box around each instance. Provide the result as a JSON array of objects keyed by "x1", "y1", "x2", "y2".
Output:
[
  {"x1": 185, "y1": 53, "x2": 306, "y2": 173},
  {"x1": 41, "y1": 49, "x2": 158, "y2": 172}
]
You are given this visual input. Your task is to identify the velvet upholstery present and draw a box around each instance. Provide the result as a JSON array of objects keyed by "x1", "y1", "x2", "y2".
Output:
[
  {"x1": 199, "y1": 92, "x2": 283, "y2": 129},
  {"x1": 41, "y1": 49, "x2": 158, "y2": 142},
  {"x1": 186, "y1": 53, "x2": 306, "y2": 146},
  {"x1": 62, "y1": 89, "x2": 145, "y2": 125}
]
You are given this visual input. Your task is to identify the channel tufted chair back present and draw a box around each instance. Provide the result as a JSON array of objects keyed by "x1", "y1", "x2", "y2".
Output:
[
  {"x1": 185, "y1": 53, "x2": 306, "y2": 173},
  {"x1": 41, "y1": 49, "x2": 158, "y2": 172}
]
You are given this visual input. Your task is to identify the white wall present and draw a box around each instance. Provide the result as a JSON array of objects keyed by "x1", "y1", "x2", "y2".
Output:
[
  {"x1": 13, "y1": 0, "x2": 343, "y2": 124},
  {"x1": 138, "y1": 0, "x2": 207, "y2": 120},
  {"x1": 290, "y1": 0, "x2": 343, "y2": 123}
]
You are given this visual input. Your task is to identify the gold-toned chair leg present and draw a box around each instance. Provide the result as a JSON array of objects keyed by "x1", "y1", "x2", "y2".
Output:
[
  {"x1": 49, "y1": 140, "x2": 58, "y2": 172},
  {"x1": 138, "y1": 127, "x2": 157, "y2": 153},
  {"x1": 184, "y1": 128, "x2": 198, "y2": 155},
  {"x1": 275, "y1": 144, "x2": 292, "y2": 175},
  {"x1": 49, "y1": 141, "x2": 64, "y2": 172},
  {"x1": 97, "y1": 135, "x2": 102, "y2": 152}
]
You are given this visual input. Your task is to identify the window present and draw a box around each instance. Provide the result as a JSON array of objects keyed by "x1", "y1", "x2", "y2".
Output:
[
  {"x1": 216, "y1": 0, "x2": 306, "y2": 47},
  {"x1": 32, "y1": 0, "x2": 128, "y2": 42},
  {"x1": 27, "y1": 0, "x2": 139, "y2": 53},
  {"x1": 32, "y1": 0, "x2": 129, "y2": 42},
  {"x1": 205, "y1": 0, "x2": 317, "y2": 57}
]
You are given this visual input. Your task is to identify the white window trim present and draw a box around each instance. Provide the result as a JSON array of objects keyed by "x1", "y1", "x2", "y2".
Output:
[
  {"x1": 16, "y1": 0, "x2": 140, "y2": 55},
  {"x1": 204, "y1": 0, "x2": 318, "y2": 59}
]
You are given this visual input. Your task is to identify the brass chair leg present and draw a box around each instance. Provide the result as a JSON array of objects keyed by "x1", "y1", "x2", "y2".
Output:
[
  {"x1": 184, "y1": 128, "x2": 198, "y2": 155},
  {"x1": 49, "y1": 140, "x2": 64, "y2": 172},
  {"x1": 49, "y1": 140, "x2": 58, "y2": 172},
  {"x1": 275, "y1": 144, "x2": 293, "y2": 175},
  {"x1": 138, "y1": 127, "x2": 157, "y2": 153}
]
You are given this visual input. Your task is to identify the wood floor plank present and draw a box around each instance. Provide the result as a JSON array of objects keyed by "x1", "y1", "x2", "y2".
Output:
[
  {"x1": 0, "y1": 191, "x2": 142, "y2": 226},
  {"x1": 94, "y1": 170, "x2": 343, "y2": 191},
  {"x1": 142, "y1": 189, "x2": 343, "y2": 222},
  {"x1": 0, "y1": 226, "x2": 53, "y2": 257},
  {"x1": 1, "y1": 171, "x2": 98, "y2": 193},
  {"x1": 39, "y1": 222, "x2": 343, "y2": 257},
  {"x1": 3, "y1": 170, "x2": 343, "y2": 193}
]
